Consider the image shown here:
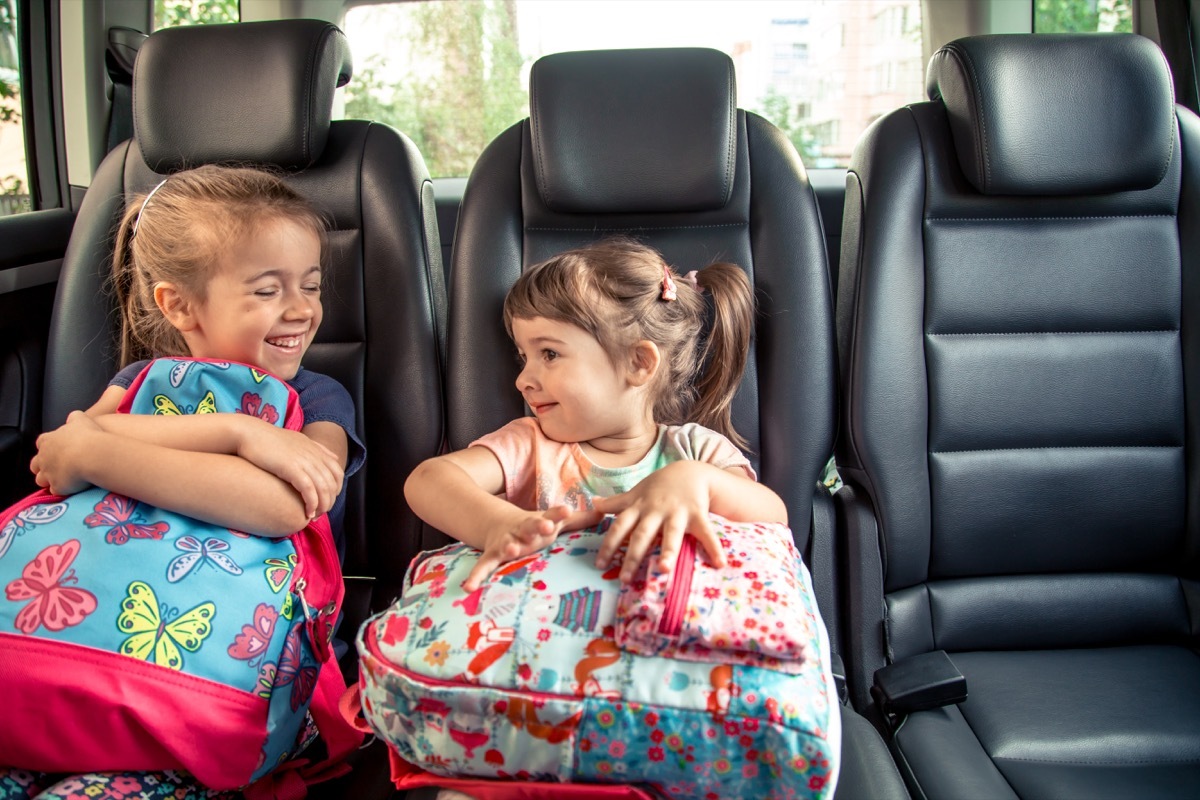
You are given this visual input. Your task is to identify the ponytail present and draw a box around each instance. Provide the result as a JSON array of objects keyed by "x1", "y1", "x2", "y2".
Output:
[{"x1": 689, "y1": 262, "x2": 754, "y2": 449}]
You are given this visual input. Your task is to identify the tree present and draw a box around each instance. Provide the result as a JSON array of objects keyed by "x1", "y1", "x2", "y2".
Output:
[
  {"x1": 153, "y1": 0, "x2": 239, "y2": 29},
  {"x1": 1035, "y1": 0, "x2": 1133, "y2": 33},
  {"x1": 1, "y1": 0, "x2": 18, "y2": 125},
  {"x1": 756, "y1": 87, "x2": 821, "y2": 165},
  {"x1": 343, "y1": 1, "x2": 526, "y2": 177}
]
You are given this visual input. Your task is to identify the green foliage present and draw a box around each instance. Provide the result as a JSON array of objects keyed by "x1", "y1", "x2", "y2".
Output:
[
  {"x1": 153, "y1": 0, "x2": 239, "y2": 30},
  {"x1": 343, "y1": 0, "x2": 527, "y2": 177},
  {"x1": 0, "y1": 79, "x2": 16, "y2": 124},
  {"x1": 1035, "y1": 0, "x2": 1133, "y2": 33},
  {"x1": 755, "y1": 87, "x2": 821, "y2": 164},
  {"x1": 1, "y1": 0, "x2": 19, "y2": 124}
]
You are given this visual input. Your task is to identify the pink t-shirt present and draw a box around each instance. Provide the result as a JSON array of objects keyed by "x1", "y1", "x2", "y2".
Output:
[{"x1": 471, "y1": 417, "x2": 756, "y2": 511}]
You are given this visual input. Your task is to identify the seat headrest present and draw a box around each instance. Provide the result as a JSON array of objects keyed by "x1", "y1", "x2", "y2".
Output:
[
  {"x1": 134, "y1": 19, "x2": 352, "y2": 173},
  {"x1": 926, "y1": 34, "x2": 1174, "y2": 196},
  {"x1": 529, "y1": 48, "x2": 737, "y2": 213}
]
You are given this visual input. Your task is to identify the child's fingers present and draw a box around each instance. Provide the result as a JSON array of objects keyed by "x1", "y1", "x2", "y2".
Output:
[
  {"x1": 462, "y1": 553, "x2": 501, "y2": 593},
  {"x1": 619, "y1": 513, "x2": 665, "y2": 583},
  {"x1": 561, "y1": 508, "x2": 606, "y2": 532},
  {"x1": 595, "y1": 509, "x2": 638, "y2": 568},
  {"x1": 689, "y1": 515, "x2": 725, "y2": 569},
  {"x1": 655, "y1": 509, "x2": 691, "y2": 575}
]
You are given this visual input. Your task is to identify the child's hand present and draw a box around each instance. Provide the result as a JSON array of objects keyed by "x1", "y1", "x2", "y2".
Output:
[
  {"x1": 591, "y1": 461, "x2": 727, "y2": 583},
  {"x1": 235, "y1": 419, "x2": 344, "y2": 519},
  {"x1": 462, "y1": 505, "x2": 603, "y2": 592},
  {"x1": 29, "y1": 410, "x2": 105, "y2": 495}
]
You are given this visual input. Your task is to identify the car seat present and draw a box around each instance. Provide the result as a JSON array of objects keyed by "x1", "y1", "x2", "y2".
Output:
[
  {"x1": 430, "y1": 46, "x2": 907, "y2": 800},
  {"x1": 836, "y1": 33, "x2": 1200, "y2": 798},
  {"x1": 40, "y1": 16, "x2": 445, "y2": 701}
]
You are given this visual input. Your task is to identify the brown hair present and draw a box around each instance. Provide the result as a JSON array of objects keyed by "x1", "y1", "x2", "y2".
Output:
[
  {"x1": 111, "y1": 164, "x2": 327, "y2": 366},
  {"x1": 503, "y1": 238, "x2": 755, "y2": 448}
]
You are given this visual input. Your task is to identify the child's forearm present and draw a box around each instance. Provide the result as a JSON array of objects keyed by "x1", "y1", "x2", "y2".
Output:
[
  {"x1": 404, "y1": 458, "x2": 523, "y2": 550},
  {"x1": 77, "y1": 431, "x2": 312, "y2": 536},
  {"x1": 705, "y1": 464, "x2": 789, "y2": 525},
  {"x1": 90, "y1": 413, "x2": 249, "y2": 454}
]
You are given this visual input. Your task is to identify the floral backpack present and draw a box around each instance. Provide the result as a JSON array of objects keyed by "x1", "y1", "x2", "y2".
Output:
[
  {"x1": 0, "y1": 358, "x2": 361, "y2": 798},
  {"x1": 352, "y1": 514, "x2": 841, "y2": 800}
]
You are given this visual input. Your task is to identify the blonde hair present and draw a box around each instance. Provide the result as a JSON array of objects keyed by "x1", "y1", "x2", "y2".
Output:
[
  {"x1": 111, "y1": 165, "x2": 327, "y2": 366},
  {"x1": 504, "y1": 238, "x2": 755, "y2": 448}
]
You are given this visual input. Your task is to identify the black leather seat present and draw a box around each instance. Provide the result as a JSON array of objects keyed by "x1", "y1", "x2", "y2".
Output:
[
  {"x1": 836, "y1": 33, "x2": 1200, "y2": 798},
  {"x1": 432, "y1": 46, "x2": 906, "y2": 800},
  {"x1": 42, "y1": 17, "x2": 445, "y2": 688}
]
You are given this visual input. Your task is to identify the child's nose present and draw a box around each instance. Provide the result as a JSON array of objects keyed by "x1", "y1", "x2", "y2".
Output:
[
  {"x1": 515, "y1": 363, "x2": 536, "y2": 392},
  {"x1": 285, "y1": 295, "x2": 316, "y2": 319}
]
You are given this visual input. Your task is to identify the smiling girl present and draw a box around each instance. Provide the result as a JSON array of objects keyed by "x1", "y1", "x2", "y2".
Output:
[
  {"x1": 0, "y1": 166, "x2": 365, "y2": 800},
  {"x1": 30, "y1": 165, "x2": 363, "y2": 541}
]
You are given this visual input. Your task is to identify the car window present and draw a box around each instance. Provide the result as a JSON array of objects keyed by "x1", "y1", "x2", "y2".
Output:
[
  {"x1": 1034, "y1": 0, "x2": 1134, "y2": 33},
  {"x1": 340, "y1": 0, "x2": 926, "y2": 177},
  {"x1": 153, "y1": 0, "x2": 239, "y2": 31},
  {"x1": 0, "y1": 0, "x2": 29, "y2": 217}
]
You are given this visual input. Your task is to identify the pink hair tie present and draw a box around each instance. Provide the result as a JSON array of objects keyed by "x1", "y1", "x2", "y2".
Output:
[
  {"x1": 681, "y1": 270, "x2": 702, "y2": 292},
  {"x1": 660, "y1": 265, "x2": 678, "y2": 301}
]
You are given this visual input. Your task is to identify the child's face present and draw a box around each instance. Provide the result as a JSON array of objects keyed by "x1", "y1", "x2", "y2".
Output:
[
  {"x1": 511, "y1": 316, "x2": 649, "y2": 443},
  {"x1": 182, "y1": 217, "x2": 322, "y2": 379}
]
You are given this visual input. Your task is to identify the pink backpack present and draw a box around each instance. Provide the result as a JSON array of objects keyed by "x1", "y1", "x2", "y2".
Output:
[
  {"x1": 352, "y1": 515, "x2": 841, "y2": 799},
  {"x1": 0, "y1": 358, "x2": 362, "y2": 797}
]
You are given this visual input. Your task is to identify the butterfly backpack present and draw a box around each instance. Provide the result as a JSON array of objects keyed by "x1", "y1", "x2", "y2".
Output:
[{"x1": 0, "y1": 358, "x2": 361, "y2": 797}]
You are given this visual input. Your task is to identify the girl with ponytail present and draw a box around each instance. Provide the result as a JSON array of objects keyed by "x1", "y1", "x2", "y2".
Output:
[{"x1": 406, "y1": 237, "x2": 785, "y2": 592}]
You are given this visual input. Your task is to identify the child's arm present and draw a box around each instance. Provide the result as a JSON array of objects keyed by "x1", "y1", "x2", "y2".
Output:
[
  {"x1": 30, "y1": 386, "x2": 346, "y2": 535},
  {"x1": 591, "y1": 460, "x2": 787, "y2": 583},
  {"x1": 404, "y1": 447, "x2": 602, "y2": 591}
]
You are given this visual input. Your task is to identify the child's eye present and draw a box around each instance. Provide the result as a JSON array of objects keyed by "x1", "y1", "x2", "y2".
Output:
[
  {"x1": 542, "y1": 349, "x2": 559, "y2": 361},
  {"x1": 254, "y1": 288, "x2": 279, "y2": 298},
  {"x1": 302, "y1": 284, "x2": 321, "y2": 294},
  {"x1": 515, "y1": 351, "x2": 527, "y2": 366}
]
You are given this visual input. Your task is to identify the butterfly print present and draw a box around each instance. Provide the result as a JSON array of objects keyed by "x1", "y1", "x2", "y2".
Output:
[
  {"x1": 0, "y1": 501, "x2": 69, "y2": 560},
  {"x1": 117, "y1": 581, "x2": 214, "y2": 670},
  {"x1": 238, "y1": 392, "x2": 280, "y2": 425},
  {"x1": 166, "y1": 535, "x2": 243, "y2": 582},
  {"x1": 168, "y1": 359, "x2": 229, "y2": 388},
  {"x1": 272, "y1": 621, "x2": 318, "y2": 711},
  {"x1": 153, "y1": 391, "x2": 217, "y2": 415},
  {"x1": 228, "y1": 602, "x2": 280, "y2": 668},
  {"x1": 5, "y1": 539, "x2": 97, "y2": 634},
  {"x1": 264, "y1": 554, "x2": 297, "y2": 593},
  {"x1": 84, "y1": 493, "x2": 170, "y2": 546}
]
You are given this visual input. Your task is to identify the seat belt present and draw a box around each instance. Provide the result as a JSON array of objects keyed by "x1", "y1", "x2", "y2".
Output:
[{"x1": 105, "y1": 27, "x2": 148, "y2": 153}]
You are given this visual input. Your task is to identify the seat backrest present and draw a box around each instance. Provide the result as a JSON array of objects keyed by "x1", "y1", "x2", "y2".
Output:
[
  {"x1": 444, "y1": 46, "x2": 835, "y2": 562},
  {"x1": 42, "y1": 18, "x2": 445, "y2": 631},
  {"x1": 836, "y1": 33, "x2": 1199, "y2": 696}
]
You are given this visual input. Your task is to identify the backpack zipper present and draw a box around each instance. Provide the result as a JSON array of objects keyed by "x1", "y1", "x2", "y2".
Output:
[{"x1": 657, "y1": 535, "x2": 696, "y2": 637}]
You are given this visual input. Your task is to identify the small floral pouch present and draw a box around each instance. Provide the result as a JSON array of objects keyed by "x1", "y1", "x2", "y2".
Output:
[{"x1": 613, "y1": 515, "x2": 813, "y2": 674}]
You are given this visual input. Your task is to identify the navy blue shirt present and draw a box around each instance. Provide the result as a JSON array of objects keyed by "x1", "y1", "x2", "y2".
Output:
[{"x1": 110, "y1": 361, "x2": 366, "y2": 558}]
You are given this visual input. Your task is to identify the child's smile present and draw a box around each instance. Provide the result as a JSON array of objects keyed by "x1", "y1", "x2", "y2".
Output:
[{"x1": 179, "y1": 217, "x2": 323, "y2": 379}]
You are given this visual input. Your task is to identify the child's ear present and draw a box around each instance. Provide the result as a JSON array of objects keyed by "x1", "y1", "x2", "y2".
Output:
[
  {"x1": 628, "y1": 340, "x2": 661, "y2": 386},
  {"x1": 153, "y1": 282, "x2": 197, "y2": 331}
]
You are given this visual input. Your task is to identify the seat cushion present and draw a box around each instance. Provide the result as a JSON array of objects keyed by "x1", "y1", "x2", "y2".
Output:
[{"x1": 895, "y1": 646, "x2": 1200, "y2": 799}]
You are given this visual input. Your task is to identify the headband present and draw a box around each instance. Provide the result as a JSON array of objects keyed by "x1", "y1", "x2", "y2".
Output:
[{"x1": 130, "y1": 178, "x2": 169, "y2": 239}]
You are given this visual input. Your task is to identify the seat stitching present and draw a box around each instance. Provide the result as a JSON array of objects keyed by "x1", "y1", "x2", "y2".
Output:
[
  {"x1": 992, "y1": 755, "x2": 1200, "y2": 766},
  {"x1": 527, "y1": 223, "x2": 748, "y2": 231},
  {"x1": 927, "y1": 214, "x2": 1176, "y2": 221},
  {"x1": 931, "y1": 445, "x2": 1181, "y2": 455},
  {"x1": 926, "y1": 330, "x2": 1180, "y2": 337}
]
